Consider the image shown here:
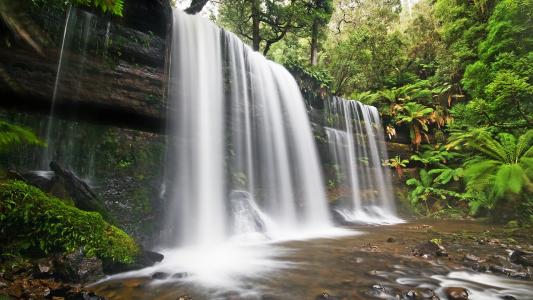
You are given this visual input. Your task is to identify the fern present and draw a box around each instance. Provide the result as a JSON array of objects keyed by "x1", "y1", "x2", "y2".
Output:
[
  {"x1": 0, "y1": 120, "x2": 44, "y2": 152},
  {"x1": 459, "y1": 129, "x2": 532, "y2": 207}
]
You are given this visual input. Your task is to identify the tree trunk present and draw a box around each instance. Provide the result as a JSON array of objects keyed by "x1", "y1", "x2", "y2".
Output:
[
  {"x1": 310, "y1": 18, "x2": 319, "y2": 65},
  {"x1": 252, "y1": 0, "x2": 261, "y2": 52}
]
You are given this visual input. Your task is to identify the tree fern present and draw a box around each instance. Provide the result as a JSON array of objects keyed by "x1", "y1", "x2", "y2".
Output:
[{"x1": 458, "y1": 129, "x2": 532, "y2": 212}]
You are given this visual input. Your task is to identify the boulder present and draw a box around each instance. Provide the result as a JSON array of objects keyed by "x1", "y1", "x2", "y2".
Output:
[
  {"x1": 443, "y1": 287, "x2": 468, "y2": 300},
  {"x1": 103, "y1": 250, "x2": 163, "y2": 275},
  {"x1": 510, "y1": 250, "x2": 533, "y2": 267},
  {"x1": 412, "y1": 241, "x2": 448, "y2": 258},
  {"x1": 53, "y1": 250, "x2": 104, "y2": 283}
]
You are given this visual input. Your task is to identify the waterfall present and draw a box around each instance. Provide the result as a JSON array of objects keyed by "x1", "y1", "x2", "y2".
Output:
[
  {"x1": 325, "y1": 97, "x2": 403, "y2": 224},
  {"x1": 38, "y1": 8, "x2": 104, "y2": 181},
  {"x1": 163, "y1": 10, "x2": 333, "y2": 248}
]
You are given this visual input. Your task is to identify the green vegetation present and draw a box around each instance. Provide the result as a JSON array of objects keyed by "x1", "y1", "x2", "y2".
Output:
[
  {"x1": 0, "y1": 180, "x2": 139, "y2": 264},
  {"x1": 212, "y1": 0, "x2": 532, "y2": 221},
  {"x1": 31, "y1": 0, "x2": 125, "y2": 16},
  {"x1": 0, "y1": 119, "x2": 44, "y2": 151}
]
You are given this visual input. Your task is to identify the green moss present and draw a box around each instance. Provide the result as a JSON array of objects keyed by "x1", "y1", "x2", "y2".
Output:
[{"x1": 0, "y1": 180, "x2": 139, "y2": 264}]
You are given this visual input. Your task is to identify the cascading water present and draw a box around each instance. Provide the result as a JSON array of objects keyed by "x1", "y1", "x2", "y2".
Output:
[
  {"x1": 38, "y1": 8, "x2": 105, "y2": 181},
  {"x1": 325, "y1": 97, "x2": 403, "y2": 224},
  {"x1": 121, "y1": 10, "x2": 349, "y2": 289},
  {"x1": 163, "y1": 10, "x2": 333, "y2": 248}
]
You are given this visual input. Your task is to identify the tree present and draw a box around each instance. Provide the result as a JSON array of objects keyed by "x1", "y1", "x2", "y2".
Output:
[
  {"x1": 460, "y1": 0, "x2": 533, "y2": 130},
  {"x1": 308, "y1": 0, "x2": 333, "y2": 65},
  {"x1": 218, "y1": 0, "x2": 312, "y2": 55},
  {"x1": 322, "y1": 0, "x2": 404, "y2": 95}
]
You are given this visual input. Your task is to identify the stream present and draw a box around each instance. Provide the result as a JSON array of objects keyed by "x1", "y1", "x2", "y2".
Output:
[{"x1": 90, "y1": 220, "x2": 533, "y2": 300}]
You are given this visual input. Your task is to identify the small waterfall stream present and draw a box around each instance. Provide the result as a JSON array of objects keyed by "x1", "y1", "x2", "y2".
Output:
[{"x1": 325, "y1": 97, "x2": 403, "y2": 224}]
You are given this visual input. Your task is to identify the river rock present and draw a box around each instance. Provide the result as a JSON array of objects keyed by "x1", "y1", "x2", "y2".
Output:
[
  {"x1": 510, "y1": 250, "x2": 533, "y2": 267},
  {"x1": 53, "y1": 249, "x2": 104, "y2": 283},
  {"x1": 443, "y1": 287, "x2": 468, "y2": 300},
  {"x1": 172, "y1": 272, "x2": 188, "y2": 279},
  {"x1": 412, "y1": 241, "x2": 448, "y2": 258},
  {"x1": 402, "y1": 288, "x2": 440, "y2": 299},
  {"x1": 151, "y1": 272, "x2": 169, "y2": 280}
]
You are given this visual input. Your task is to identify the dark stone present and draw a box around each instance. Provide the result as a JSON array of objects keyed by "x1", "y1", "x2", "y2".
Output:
[
  {"x1": 54, "y1": 249, "x2": 104, "y2": 283},
  {"x1": 315, "y1": 291, "x2": 343, "y2": 300},
  {"x1": 151, "y1": 272, "x2": 169, "y2": 280},
  {"x1": 412, "y1": 241, "x2": 448, "y2": 258},
  {"x1": 11, "y1": 170, "x2": 55, "y2": 191},
  {"x1": 443, "y1": 287, "x2": 468, "y2": 300},
  {"x1": 32, "y1": 258, "x2": 55, "y2": 279},
  {"x1": 172, "y1": 272, "x2": 188, "y2": 279},
  {"x1": 49, "y1": 161, "x2": 106, "y2": 214},
  {"x1": 0, "y1": 1, "x2": 169, "y2": 133},
  {"x1": 137, "y1": 251, "x2": 164, "y2": 266},
  {"x1": 386, "y1": 237, "x2": 395, "y2": 243},
  {"x1": 65, "y1": 291, "x2": 106, "y2": 300},
  {"x1": 103, "y1": 250, "x2": 163, "y2": 275},
  {"x1": 499, "y1": 295, "x2": 517, "y2": 300},
  {"x1": 510, "y1": 250, "x2": 533, "y2": 267},
  {"x1": 401, "y1": 288, "x2": 439, "y2": 300}
]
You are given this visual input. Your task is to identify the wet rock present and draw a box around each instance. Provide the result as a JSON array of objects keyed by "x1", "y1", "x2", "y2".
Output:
[
  {"x1": 137, "y1": 251, "x2": 164, "y2": 266},
  {"x1": 464, "y1": 254, "x2": 481, "y2": 262},
  {"x1": 499, "y1": 295, "x2": 517, "y2": 300},
  {"x1": 33, "y1": 258, "x2": 55, "y2": 279},
  {"x1": 65, "y1": 291, "x2": 106, "y2": 300},
  {"x1": 49, "y1": 162, "x2": 106, "y2": 216},
  {"x1": 54, "y1": 250, "x2": 104, "y2": 283},
  {"x1": 488, "y1": 265, "x2": 530, "y2": 279},
  {"x1": 443, "y1": 287, "x2": 468, "y2": 300},
  {"x1": 230, "y1": 190, "x2": 267, "y2": 232},
  {"x1": 510, "y1": 250, "x2": 533, "y2": 267},
  {"x1": 402, "y1": 288, "x2": 439, "y2": 299},
  {"x1": 366, "y1": 284, "x2": 401, "y2": 299},
  {"x1": 412, "y1": 241, "x2": 448, "y2": 258},
  {"x1": 172, "y1": 272, "x2": 188, "y2": 279},
  {"x1": 315, "y1": 291, "x2": 345, "y2": 300},
  {"x1": 103, "y1": 250, "x2": 163, "y2": 274},
  {"x1": 151, "y1": 272, "x2": 169, "y2": 280}
]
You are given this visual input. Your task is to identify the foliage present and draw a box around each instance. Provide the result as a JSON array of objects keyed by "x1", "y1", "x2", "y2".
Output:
[
  {"x1": 448, "y1": 129, "x2": 533, "y2": 211},
  {"x1": 0, "y1": 180, "x2": 139, "y2": 263},
  {"x1": 410, "y1": 145, "x2": 458, "y2": 167},
  {"x1": 383, "y1": 155, "x2": 409, "y2": 177},
  {"x1": 406, "y1": 169, "x2": 468, "y2": 215},
  {"x1": 0, "y1": 119, "x2": 44, "y2": 152},
  {"x1": 459, "y1": 0, "x2": 532, "y2": 129},
  {"x1": 218, "y1": 0, "x2": 326, "y2": 55},
  {"x1": 31, "y1": 0, "x2": 124, "y2": 16},
  {"x1": 394, "y1": 102, "x2": 433, "y2": 148}
]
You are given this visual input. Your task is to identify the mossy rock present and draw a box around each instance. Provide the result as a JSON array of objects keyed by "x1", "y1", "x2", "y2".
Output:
[{"x1": 0, "y1": 180, "x2": 139, "y2": 264}]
